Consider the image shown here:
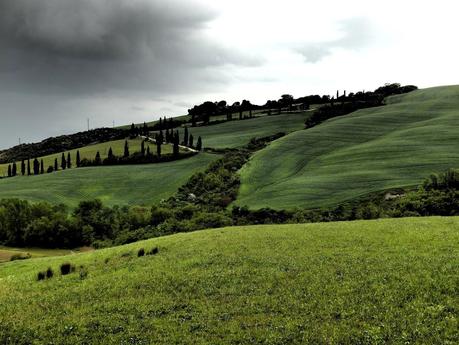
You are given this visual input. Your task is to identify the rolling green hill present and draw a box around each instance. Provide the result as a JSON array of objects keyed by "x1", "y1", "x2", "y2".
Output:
[
  {"x1": 237, "y1": 86, "x2": 459, "y2": 209},
  {"x1": 0, "y1": 153, "x2": 218, "y2": 207},
  {"x1": 0, "y1": 138, "x2": 172, "y2": 177},
  {"x1": 1, "y1": 217, "x2": 457, "y2": 344},
  {"x1": 165, "y1": 111, "x2": 312, "y2": 149}
]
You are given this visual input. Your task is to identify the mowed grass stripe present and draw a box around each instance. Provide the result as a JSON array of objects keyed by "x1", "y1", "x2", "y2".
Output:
[
  {"x1": 0, "y1": 217, "x2": 457, "y2": 343},
  {"x1": 237, "y1": 85, "x2": 459, "y2": 209},
  {"x1": 0, "y1": 153, "x2": 219, "y2": 207}
]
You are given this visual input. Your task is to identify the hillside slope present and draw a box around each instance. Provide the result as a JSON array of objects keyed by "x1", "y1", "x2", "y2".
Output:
[
  {"x1": 167, "y1": 111, "x2": 311, "y2": 149},
  {"x1": 0, "y1": 153, "x2": 218, "y2": 207},
  {"x1": 0, "y1": 217, "x2": 457, "y2": 344},
  {"x1": 237, "y1": 85, "x2": 459, "y2": 209},
  {"x1": 0, "y1": 137, "x2": 172, "y2": 177}
]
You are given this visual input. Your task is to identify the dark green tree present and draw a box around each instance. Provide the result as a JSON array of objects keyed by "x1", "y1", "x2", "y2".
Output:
[
  {"x1": 196, "y1": 136, "x2": 202, "y2": 151},
  {"x1": 40, "y1": 159, "x2": 44, "y2": 174},
  {"x1": 189, "y1": 134, "x2": 194, "y2": 148},
  {"x1": 33, "y1": 158, "x2": 40, "y2": 175},
  {"x1": 27, "y1": 159, "x2": 31, "y2": 176},
  {"x1": 108, "y1": 147, "x2": 114, "y2": 160},
  {"x1": 12, "y1": 162, "x2": 17, "y2": 177},
  {"x1": 95, "y1": 151, "x2": 101, "y2": 165},
  {"x1": 184, "y1": 127, "x2": 189, "y2": 147},
  {"x1": 67, "y1": 153, "x2": 71, "y2": 169},
  {"x1": 61, "y1": 153, "x2": 66, "y2": 170},
  {"x1": 54, "y1": 158, "x2": 58, "y2": 171},
  {"x1": 7, "y1": 165, "x2": 11, "y2": 177},
  {"x1": 156, "y1": 134, "x2": 161, "y2": 157},
  {"x1": 146, "y1": 146, "x2": 151, "y2": 157},
  {"x1": 124, "y1": 140, "x2": 129, "y2": 157},
  {"x1": 21, "y1": 160, "x2": 25, "y2": 176},
  {"x1": 173, "y1": 132, "x2": 179, "y2": 157},
  {"x1": 76, "y1": 150, "x2": 81, "y2": 167},
  {"x1": 141, "y1": 140, "x2": 146, "y2": 156}
]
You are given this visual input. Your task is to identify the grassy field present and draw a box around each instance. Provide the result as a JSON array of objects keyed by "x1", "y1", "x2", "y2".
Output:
[
  {"x1": 0, "y1": 217, "x2": 457, "y2": 343},
  {"x1": 0, "y1": 138, "x2": 173, "y2": 177},
  {"x1": 0, "y1": 246, "x2": 91, "y2": 263},
  {"x1": 237, "y1": 85, "x2": 459, "y2": 209},
  {"x1": 159, "y1": 111, "x2": 312, "y2": 149},
  {"x1": 0, "y1": 153, "x2": 219, "y2": 207}
]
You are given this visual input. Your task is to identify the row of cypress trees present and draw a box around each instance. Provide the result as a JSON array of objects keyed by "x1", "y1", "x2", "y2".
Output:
[{"x1": 4, "y1": 130, "x2": 203, "y2": 178}]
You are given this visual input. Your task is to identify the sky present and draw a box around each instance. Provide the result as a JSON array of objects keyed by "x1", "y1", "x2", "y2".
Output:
[{"x1": 1, "y1": 0, "x2": 459, "y2": 149}]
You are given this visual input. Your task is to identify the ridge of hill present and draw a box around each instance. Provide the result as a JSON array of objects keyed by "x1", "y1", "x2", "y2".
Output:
[
  {"x1": 0, "y1": 217, "x2": 457, "y2": 344},
  {"x1": 236, "y1": 85, "x2": 459, "y2": 209}
]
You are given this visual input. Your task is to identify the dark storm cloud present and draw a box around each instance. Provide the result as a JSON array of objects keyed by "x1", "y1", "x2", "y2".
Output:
[
  {"x1": 0, "y1": 0, "x2": 259, "y2": 95},
  {"x1": 297, "y1": 17, "x2": 373, "y2": 63}
]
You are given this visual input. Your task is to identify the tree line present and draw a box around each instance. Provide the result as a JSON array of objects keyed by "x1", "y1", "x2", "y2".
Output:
[
  {"x1": 305, "y1": 83, "x2": 418, "y2": 128},
  {"x1": 3, "y1": 130, "x2": 203, "y2": 178}
]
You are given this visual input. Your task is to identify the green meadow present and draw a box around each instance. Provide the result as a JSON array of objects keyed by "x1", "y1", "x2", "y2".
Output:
[
  {"x1": 237, "y1": 85, "x2": 459, "y2": 209},
  {"x1": 0, "y1": 217, "x2": 457, "y2": 344},
  {"x1": 0, "y1": 153, "x2": 219, "y2": 207},
  {"x1": 0, "y1": 137, "x2": 172, "y2": 177},
  {"x1": 165, "y1": 111, "x2": 312, "y2": 149}
]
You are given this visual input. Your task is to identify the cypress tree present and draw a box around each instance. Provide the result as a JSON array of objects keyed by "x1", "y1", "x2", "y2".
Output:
[
  {"x1": 95, "y1": 151, "x2": 101, "y2": 165},
  {"x1": 7, "y1": 165, "x2": 11, "y2": 177},
  {"x1": 108, "y1": 147, "x2": 114, "y2": 160},
  {"x1": 33, "y1": 158, "x2": 39, "y2": 175},
  {"x1": 156, "y1": 134, "x2": 161, "y2": 157},
  {"x1": 124, "y1": 140, "x2": 129, "y2": 157},
  {"x1": 27, "y1": 159, "x2": 31, "y2": 176},
  {"x1": 189, "y1": 134, "x2": 194, "y2": 148},
  {"x1": 159, "y1": 117, "x2": 163, "y2": 130},
  {"x1": 67, "y1": 153, "x2": 71, "y2": 169},
  {"x1": 143, "y1": 122, "x2": 148, "y2": 136},
  {"x1": 184, "y1": 127, "x2": 189, "y2": 147},
  {"x1": 146, "y1": 146, "x2": 151, "y2": 157},
  {"x1": 12, "y1": 162, "x2": 17, "y2": 177},
  {"x1": 21, "y1": 160, "x2": 25, "y2": 176},
  {"x1": 159, "y1": 130, "x2": 164, "y2": 144},
  {"x1": 40, "y1": 159, "x2": 44, "y2": 174},
  {"x1": 76, "y1": 150, "x2": 81, "y2": 167},
  {"x1": 173, "y1": 132, "x2": 179, "y2": 157},
  {"x1": 61, "y1": 153, "x2": 66, "y2": 170},
  {"x1": 196, "y1": 136, "x2": 202, "y2": 151},
  {"x1": 54, "y1": 158, "x2": 58, "y2": 171},
  {"x1": 141, "y1": 140, "x2": 145, "y2": 156}
]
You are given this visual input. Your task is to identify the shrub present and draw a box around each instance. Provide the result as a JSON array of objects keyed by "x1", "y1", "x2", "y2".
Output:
[
  {"x1": 60, "y1": 263, "x2": 75, "y2": 276},
  {"x1": 46, "y1": 268, "x2": 54, "y2": 279},
  {"x1": 10, "y1": 253, "x2": 31, "y2": 261},
  {"x1": 147, "y1": 247, "x2": 159, "y2": 255},
  {"x1": 137, "y1": 248, "x2": 145, "y2": 257},
  {"x1": 37, "y1": 271, "x2": 46, "y2": 281},
  {"x1": 79, "y1": 266, "x2": 88, "y2": 280}
]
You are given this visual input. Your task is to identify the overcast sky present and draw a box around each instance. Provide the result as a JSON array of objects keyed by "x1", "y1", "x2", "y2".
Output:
[{"x1": 1, "y1": 0, "x2": 458, "y2": 148}]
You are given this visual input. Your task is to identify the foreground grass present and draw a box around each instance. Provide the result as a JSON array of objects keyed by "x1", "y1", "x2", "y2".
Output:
[
  {"x1": 0, "y1": 138, "x2": 174, "y2": 177},
  {"x1": 237, "y1": 85, "x2": 459, "y2": 209},
  {"x1": 0, "y1": 153, "x2": 219, "y2": 207},
  {"x1": 1, "y1": 217, "x2": 457, "y2": 344}
]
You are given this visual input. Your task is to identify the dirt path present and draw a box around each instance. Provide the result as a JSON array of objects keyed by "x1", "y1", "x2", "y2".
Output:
[{"x1": 140, "y1": 135, "x2": 199, "y2": 153}]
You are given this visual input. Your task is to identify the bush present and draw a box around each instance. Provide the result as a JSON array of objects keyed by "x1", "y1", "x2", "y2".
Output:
[
  {"x1": 79, "y1": 266, "x2": 88, "y2": 280},
  {"x1": 46, "y1": 268, "x2": 54, "y2": 279},
  {"x1": 147, "y1": 247, "x2": 159, "y2": 255},
  {"x1": 10, "y1": 253, "x2": 31, "y2": 261},
  {"x1": 137, "y1": 248, "x2": 145, "y2": 257},
  {"x1": 37, "y1": 271, "x2": 46, "y2": 281},
  {"x1": 60, "y1": 263, "x2": 75, "y2": 276}
]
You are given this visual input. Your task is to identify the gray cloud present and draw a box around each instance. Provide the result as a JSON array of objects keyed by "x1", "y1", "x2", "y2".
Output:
[
  {"x1": 0, "y1": 0, "x2": 260, "y2": 95},
  {"x1": 0, "y1": 0, "x2": 261, "y2": 148},
  {"x1": 297, "y1": 17, "x2": 373, "y2": 63}
]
